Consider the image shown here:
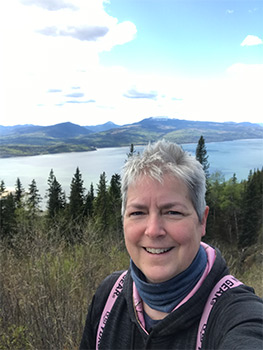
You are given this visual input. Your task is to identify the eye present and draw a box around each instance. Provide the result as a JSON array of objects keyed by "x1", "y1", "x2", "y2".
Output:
[
  {"x1": 130, "y1": 211, "x2": 145, "y2": 216},
  {"x1": 166, "y1": 210, "x2": 183, "y2": 216}
]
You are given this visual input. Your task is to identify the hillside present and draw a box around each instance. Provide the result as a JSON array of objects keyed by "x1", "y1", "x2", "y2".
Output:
[{"x1": 0, "y1": 118, "x2": 262, "y2": 157}]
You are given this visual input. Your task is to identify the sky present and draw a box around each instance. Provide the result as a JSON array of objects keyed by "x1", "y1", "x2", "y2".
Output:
[{"x1": 0, "y1": 0, "x2": 262, "y2": 127}]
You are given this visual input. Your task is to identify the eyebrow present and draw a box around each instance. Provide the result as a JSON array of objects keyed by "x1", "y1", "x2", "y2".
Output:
[
  {"x1": 126, "y1": 203, "x2": 147, "y2": 210},
  {"x1": 159, "y1": 202, "x2": 188, "y2": 210},
  {"x1": 127, "y1": 202, "x2": 187, "y2": 211}
]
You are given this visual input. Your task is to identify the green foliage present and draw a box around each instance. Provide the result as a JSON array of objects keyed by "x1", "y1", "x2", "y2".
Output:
[
  {"x1": 26, "y1": 179, "x2": 42, "y2": 217},
  {"x1": 126, "y1": 143, "x2": 138, "y2": 159},
  {"x1": 205, "y1": 169, "x2": 263, "y2": 249},
  {"x1": 0, "y1": 220, "x2": 129, "y2": 349},
  {"x1": 14, "y1": 178, "x2": 24, "y2": 209},
  {"x1": 84, "y1": 183, "x2": 95, "y2": 218},
  {"x1": 238, "y1": 169, "x2": 263, "y2": 248},
  {"x1": 108, "y1": 173, "x2": 123, "y2": 237},
  {"x1": 0, "y1": 193, "x2": 16, "y2": 241},
  {"x1": 195, "y1": 135, "x2": 210, "y2": 179},
  {"x1": 0, "y1": 143, "x2": 95, "y2": 158},
  {"x1": 0, "y1": 317, "x2": 30, "y2": 350},
  {"x1": 46, "y1": 169, "x2": 66, "y2": 218},
  {"x1": 68, "y1": 167, "x2": 85, "y2": 221},
  {"x1": 0, "y1": 180, "x2": 5, "y2": 192},
  {"x1": 93, "y1": 172, "x2": 110, "y2": 235}
]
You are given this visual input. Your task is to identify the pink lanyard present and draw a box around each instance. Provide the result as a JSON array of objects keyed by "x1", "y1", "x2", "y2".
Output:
[
  {"x1": 196, "y1": 275, "x2": 243, "y2": 349},
  {"x1": 96, "y1": 271, "x2": 127, "y2": 350},
  {"x1": 96, "y1": 271, "x2": 242, "y2": 349}
]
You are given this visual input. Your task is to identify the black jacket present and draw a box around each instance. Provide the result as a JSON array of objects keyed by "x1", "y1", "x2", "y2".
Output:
[{"x1": 80, "y1": 247, "x2": 263, "y2": 349}]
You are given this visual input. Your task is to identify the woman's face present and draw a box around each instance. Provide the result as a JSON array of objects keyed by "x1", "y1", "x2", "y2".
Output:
[{"x1": 123, "y1": 174, "x2": 209, "y2": 283}]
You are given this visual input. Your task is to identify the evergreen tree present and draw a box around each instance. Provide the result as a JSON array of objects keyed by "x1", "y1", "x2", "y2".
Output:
[
  {"x1": 46, "y1": 169, "x2": 65, "y2": 218},
  {"x1": 14, "y1": 177, "x2": 24, "y2": 209},
  {"x1": 0, "y1": 192, "x2": 16, "y2": 240},
  {"x1": 108, "y1": 173, "x2": 122, "y2": 236},
  {"x1": 93, "y1": 172, "x2": 110, "y2": 234},
  {"x1": 219, "y1": 173, "x2": 243, "y2": 243},
  {"x1": 0, "y1": 180, "x2": 5, "y2": 193},
  {"x1": 68, "y1": 167, "x2": 85, "y2": 221},
  {"x1": 205, "y1": 171, "x2": 225, "y2": 241},
  {"x1": 195, "y1": 136, "x2": 210, "y2": 179},
  {"x1": 0, "y1": 180, "x2": 6, "y2": 235},
  {"x1": 27, "y1": 179, "x2": 42, "y2": 217},
  {"x1": 239, "y1": 169, "x2": 263, "y2": 248},
  {"x1": 126, "y1": 143, "x2": 137, "y2": 159},
  {"x1": 84, "y1": 183, "x2": 95, "y2": 218},
  {"x1": 0, "y1": 181, "x2": 17, "y2": 240}
]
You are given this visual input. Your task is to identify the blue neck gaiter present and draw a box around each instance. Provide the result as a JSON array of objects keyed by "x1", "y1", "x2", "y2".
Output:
[{"x1": 130, "y1": 245, "x2": 207, "y2": 313}]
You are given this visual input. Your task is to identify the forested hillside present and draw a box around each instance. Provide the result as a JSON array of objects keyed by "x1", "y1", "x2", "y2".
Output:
[
  {"x1": 1, "y1": 117, "x2": 262, "y2": 157},
  {"x1": 0, "y1": 139, "x2": 262, "y2": 349}
]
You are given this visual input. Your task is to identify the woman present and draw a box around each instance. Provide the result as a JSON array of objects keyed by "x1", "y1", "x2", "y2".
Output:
[{"x1": 80, "y1": 140, "x2": 263, "y2": 349}]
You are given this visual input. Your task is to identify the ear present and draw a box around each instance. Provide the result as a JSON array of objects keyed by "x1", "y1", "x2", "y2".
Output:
[{"x1": 201, "y1": 206, "x2": 209, "y2": 237}]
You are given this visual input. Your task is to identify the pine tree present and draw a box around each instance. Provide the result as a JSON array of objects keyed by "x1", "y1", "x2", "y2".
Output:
[
  {"x1": 195, "y1": 136, "x2": 210, "y2": 179},
  {"x1": 84, "y1": 183, "x2": 95, "y2": 218},
  {"x1": 0, "y1": 180, "x2": 16, "y2": 240},
  {"x1": 93, "y1": 172, "x2": 110, "y2": 234},
  {"x1": 68, "y1": 167, "x2": 85, "y2": 221},
  {"x1": 0, "y1": 180, "x2": 6, "y2": 235},
  {"x1": 14, "y1": 177, "x2": 24, "y2": 209},
  {"x1": 27, "y1": 179, "x2": 42, "y2": 217},
  {"x1": 126, "y1": 143, "x2": 136, "y2": 159},
  {"x1": 219, "y1": 173, "x2": 243, "y2": 243},
  {"x1": 0, "y1": 192, "x2": 16, "y2": 240},
  {"x1": 0, "y1": 180, "x2": 5, "y2": 193},
  {"x1": 46, "y1": 169, "x2": 65, "y2": 218},
  {"x1": 239, "y1": 169, "x2": 263, "y2": 248},
  {"x1": 108, "y1": 173, "x2": 122, "y2": 236}
]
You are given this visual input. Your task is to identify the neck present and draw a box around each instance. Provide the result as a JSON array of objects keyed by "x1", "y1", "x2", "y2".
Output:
[
  {"x1": 130, "y1": 245, "x2": 207, "y2": 313},
  {"x1": 143, "y1": 301, "x2": 168, "y2": 320}
]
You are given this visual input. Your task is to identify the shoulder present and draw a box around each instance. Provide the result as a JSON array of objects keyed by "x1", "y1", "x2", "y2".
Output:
[
  {"x1": 213, "y1": 282, "x2": 262, "y2": 314},
  {"x1": 97, "y1": 270, "x2": 127, "y2": 291},
  {"x1": 79, "y1": 270, "x2": 128, "y2": 349},
  {"x1": 92, "y1": 270, "x2": 129, "y2": 311},
  {"x1": 94, "y1": 270, "x2": 128, "y2": 306},
  {"x1": 204, "y1": 283, "x2": 263, "y2": 349}
]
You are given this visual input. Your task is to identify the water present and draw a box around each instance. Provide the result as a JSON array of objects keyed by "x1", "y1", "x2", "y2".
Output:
[{"x1": 0, "y1": 139, "x2": 262, "y2": 206}]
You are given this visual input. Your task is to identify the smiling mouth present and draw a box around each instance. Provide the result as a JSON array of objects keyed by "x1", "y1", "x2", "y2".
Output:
[{"x1": 144, "y1": 247, "x2": 173, "y2": 254}]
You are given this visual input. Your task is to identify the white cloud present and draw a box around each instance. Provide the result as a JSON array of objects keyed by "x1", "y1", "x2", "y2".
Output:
[
  {"x1": 241, "y1": 35, "x2": 263, "y2": 46},
  {"x1": 0, "y1": 0, "x2": 137, "y2": 125},
  {"x1": 0, "y1": 1, "x2": 262, "y2": 127},
  {"x1": 21, "y1": 0, "x2": 78, "y2": 11},
  {"x1": 226, "y1": 9, "x2": 234, "y2": 14},
  {"x1": 37, "y1": 25, "x2": 109, "y2": 41},
  {"x1": 227, "y1": 63, "x2": 263, "y2": 76}
]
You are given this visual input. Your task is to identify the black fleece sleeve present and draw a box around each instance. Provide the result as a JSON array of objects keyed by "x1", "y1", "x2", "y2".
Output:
[
  {"x1": 79, "y1": 296, "x2": 97, "y2": 350},
  {"x1": 203, "y1": 285, "x2": 263, "y2": 350},
  {"x1": 79, "y1": 271, "x2": 125, "y2": 350}
]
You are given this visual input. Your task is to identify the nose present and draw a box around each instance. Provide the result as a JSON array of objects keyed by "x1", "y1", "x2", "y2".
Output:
[{"x1": 145, "y1": 214, "x2": 166, "y2": 238}]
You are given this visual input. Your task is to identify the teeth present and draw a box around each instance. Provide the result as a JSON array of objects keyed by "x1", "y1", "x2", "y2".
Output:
[{"x1": 145, "y1": 247, "x2": 171, "y2": 254}]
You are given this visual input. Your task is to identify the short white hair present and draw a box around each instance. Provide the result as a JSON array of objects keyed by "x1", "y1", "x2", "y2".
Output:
[{"x1": 121, "y1": 140, "x2": 206, "y2": 222}]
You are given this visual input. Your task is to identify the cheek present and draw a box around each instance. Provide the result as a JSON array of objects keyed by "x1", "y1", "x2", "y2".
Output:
[
  {"x1": 169, "y1": 221, "x2": 201, "y2": 245},
  {"x1": 124, "y1": 221, "x2": 138, "y2": 245}
]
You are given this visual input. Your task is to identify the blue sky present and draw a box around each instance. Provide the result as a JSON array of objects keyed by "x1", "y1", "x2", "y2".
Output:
[
  {"x1": 102, "y1": 0, "x2": 262, "y2": 77},
  {"x1": 0, "y1": 0, "x2": 262, "y2": 126}
]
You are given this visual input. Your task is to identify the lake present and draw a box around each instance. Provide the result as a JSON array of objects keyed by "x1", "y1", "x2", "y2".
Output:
[{"x1": 0, "y1": 139, "x2": 262, "y2": 207}]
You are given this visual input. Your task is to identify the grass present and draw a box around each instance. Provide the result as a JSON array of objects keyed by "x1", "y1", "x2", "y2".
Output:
[
  {"x1": 0, "y1": 227, "x2": 129, "y2": 349},
  {"x1": 209, "y1": 239, "x2": 263, "y2": 297}
]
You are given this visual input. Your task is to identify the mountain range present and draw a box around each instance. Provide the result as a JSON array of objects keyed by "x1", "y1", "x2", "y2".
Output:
[{"x1": 0, "y1": 117, "x2": 262, "y2": 157}]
